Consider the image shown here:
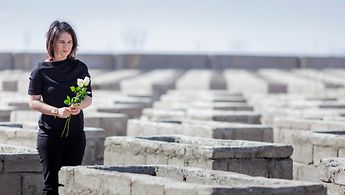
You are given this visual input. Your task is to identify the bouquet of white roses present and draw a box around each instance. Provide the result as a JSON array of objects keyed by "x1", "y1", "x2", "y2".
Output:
[{"x1": 61, "y1": 76, "x2": 91, "y2": 138}]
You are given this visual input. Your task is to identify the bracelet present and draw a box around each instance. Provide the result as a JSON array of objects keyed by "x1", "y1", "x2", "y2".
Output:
[{"x1": 51, "y1": 108, "x2": 58, "y2": 118}]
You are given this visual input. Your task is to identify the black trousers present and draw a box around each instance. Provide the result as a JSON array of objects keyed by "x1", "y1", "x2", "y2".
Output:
[{"x1": 37, "y1": 132, "x2": 86, "y2": 195}]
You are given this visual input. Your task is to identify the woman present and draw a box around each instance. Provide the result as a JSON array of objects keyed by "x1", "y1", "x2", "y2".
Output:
[{"x1": 28, "y1": 20, "x2": 92, "y2": 195}]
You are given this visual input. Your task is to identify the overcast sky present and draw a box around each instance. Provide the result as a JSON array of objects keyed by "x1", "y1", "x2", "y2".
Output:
[{"x1": 1, "y1": 0, "x2": 344, "y2": 56}]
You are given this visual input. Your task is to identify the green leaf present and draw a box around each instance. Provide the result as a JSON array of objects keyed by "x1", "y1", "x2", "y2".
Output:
[
  {"x1": 70, "y1": 86, "x2": 75, "y2": 92},
  {"x1": 64, "y1": 99, "x2": 70, "y2": 105}
]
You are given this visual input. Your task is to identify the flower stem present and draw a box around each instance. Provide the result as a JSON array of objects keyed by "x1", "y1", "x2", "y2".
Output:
[
  {"x1": 66, "y1": 116, "x2": 71, "y2": 137},
  {"x1": 61, "y1": 116, "x2": 71, "y2": 138}
]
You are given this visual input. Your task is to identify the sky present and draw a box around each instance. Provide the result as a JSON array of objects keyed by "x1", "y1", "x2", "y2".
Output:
[{"x1": 0, "y1": 0, "x2": 345, "y2": 56}]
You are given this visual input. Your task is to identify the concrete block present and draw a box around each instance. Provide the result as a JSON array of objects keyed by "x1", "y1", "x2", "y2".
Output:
[
  {"x1": 145, "y1": 153, "x2": 168, "y2": 165},
  {"x1": 293, "y1": 162, "x2": 320, "y2": 182},
  {"x1": 291, "y1": 132, "x2": 313, "y2": 164},
  {"x1": 290, "y1": 119, "x2": 311, "y2": 130},
  {"x1": 273, "y1": 128, "x2": 284, "y2": 143},
  {"x1": 267, "y1": 82, "x2": 287, "y2": 93},
  {"x1": 313, "y1": 145, "x2": 337, "y2": 166},
  {"x1": 131, "y1": 177, "x2": 165, "y2": 195},
  {"x1": 0, "y1": 174, "x2": 21, "y2": 195},
  {"x1": 21, "y1": 173, "x2": 43, "y2": 195},
  {"x1": 310, "y1": 132, "x2": 345, "y2": 148},
  {"x1": 141, "y1": 108, "x2": 185, "y2": 122},
  {"x1": 227, "y1": 159, "x2": 268, "y2": 177},
  {"x1": 129, "y1": 119, "x2": 273, "y2": 141},
  {"x1": 3, "y1": 154, "x2": 41, "y2": 173},
  {"x1": 83, "y1": 127, "x2": 105, "y2": 165},
  {"x1": 187, "y1": 159, "x2": 213, "y2": 170},
  {"x1": 0, "y1": 107, "x2": 12, "y2": 122},
  {"x1": 262, "y1": 128, "x2": 274, "y2": 142},
  {"x1": 167, "y1": 157, "x2": 185, "y2": 167},
  {"x1": 101, "y1": 173, "x2": 131, "y2": 195},
  {"x1": 0, "y1": 125, "x2": 103, "y2": 165},
  {"x1": 231, "y1": 128, "x2": 263, "y2": 141},
  {"x1": 58, "y1": 167, "x2": 75, "y2": 194},
  {"x1": 0, "y1": 145, "x2": 41, "y2": 195},
  {"x1": 267, "y1": 159, "x2": 293, "y2": 179},
  {"x1": 273, "y1": 118, "x2": 291, "y2": 129},
  {"x1": 83, "y1": 140, "x2": 97, "y2": 164},
  {"x1": 97, "y1": 104, "x2": 143, "y2": 118},
  {"x1": 10, "y1": 110, "x2": 40, "y2": 123},
  {"x1": 323, "y1": 183, "x2": 345, "y2": 195},
  {"x1": 310, "y1": 121, "x2": 329, "y2": 131},
  {"x1": 165, "y1": 184, "x2": 202, "y2": 195},
  {"x1": 187, "y1": 109, "x2": 261, "y2": 124},
  {"x1": 85, "y1": 112, "x2": 128, "y2": 136},
  {"x1": 59, "y1": 165, "x2": 326, "y2": 195},
  {"x1": 104, "y1": 135, "x2": 293, "y2": 178},
  {"x1": 73, "y1": 168, "x2": 102, "y2": 190},
  {"x1": 338, "y1": 148, "x2": 345, "y2": 157}
]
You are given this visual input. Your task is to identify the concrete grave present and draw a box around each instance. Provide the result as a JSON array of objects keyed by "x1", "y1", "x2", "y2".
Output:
[
  {"x1": 153, "y1": 100, "x2": 253, "y2": 111},
  {"x1": 224, "y1": 69, "x2": 287, "y2": 95},
  {"x1": 142, "y1": 108, "x2": 261, "y2": 124},
  {"x1": 91, "y1": 69, "x2": 140, "y2": 90},
  {"x1": 84, "y1": 111, "x2": 128, "y2": 136},
  {"x1": 160, "y1": 90, "x2": 246, "y2": 103},
  {"x1": 120, "y1": 69, "x2": 181, "y2": 101},
  {"x1": 104, "y1": 135, "x2": 293, "y2": 179},
  {"x1": 0, "y1": 123, "x2": 106, "y2": 165},
  {"x1": 59, "y1": 165, "x2": 325, "y2": 195},
  {"x1": 96, "y1": 104, "x2": 145, "y2": 119},
  {"x1": 272, "y1": 120, "x2": 345, "y2": 182},
  {"x1": 175, "y1": 70, "x2": 226, "y2": 90},
  {"x1": 127, "y1": 119, "x2": 273, "y2": 142},
  {"x1": 10, "y1": 110, "x2": 128, "y2": 137},
  {"x1": 0, "y1": 144, "x2": 42, "y2": 195}
]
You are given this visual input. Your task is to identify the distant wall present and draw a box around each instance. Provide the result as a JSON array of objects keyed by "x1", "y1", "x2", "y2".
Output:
[
  {"x1": 0, "y1": 52, "x2": 344, "y2": 70},
  {"x1": 213, "y1": 55, "x2": 299, "y2": 69},
  {"x1": 117, "y1": 54, "x2": 210, "y2": 69},
  {"x1": 300, "y1": 57, "x2": 345, "y2": 68},
  {"x1": 0, "y1": 53, "x2": 13, "y2": 69},
  {"x1": 0, "y1": 53, "x2": 116, "y2": 70}
]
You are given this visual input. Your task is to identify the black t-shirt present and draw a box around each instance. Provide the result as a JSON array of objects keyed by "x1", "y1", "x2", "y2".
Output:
[{"x1": 28, "y1": 58, "x2": 92, "y2": 137}]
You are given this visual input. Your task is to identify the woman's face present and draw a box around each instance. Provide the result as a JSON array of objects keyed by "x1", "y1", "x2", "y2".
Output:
[{"x1": 54, "y1": 32, "x2": 73, "y2": 61}]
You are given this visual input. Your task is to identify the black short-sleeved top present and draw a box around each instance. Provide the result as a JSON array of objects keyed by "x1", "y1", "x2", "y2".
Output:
[{"x1": 28, "y1": 58, "x2": 92, "y2": 137}]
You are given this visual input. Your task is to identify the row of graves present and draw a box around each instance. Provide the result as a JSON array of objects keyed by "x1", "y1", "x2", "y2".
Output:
[{"x1": 2, "y1": 68, "x2": 345, "y2": 194}]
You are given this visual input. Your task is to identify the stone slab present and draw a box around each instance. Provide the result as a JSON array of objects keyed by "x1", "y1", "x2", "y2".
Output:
[
  {"x1": 104, "y1": 135, "x2": 292, "y2": 179},
  {"x1": 59, "y1": 165, "x2": 326, "y2": 195}
]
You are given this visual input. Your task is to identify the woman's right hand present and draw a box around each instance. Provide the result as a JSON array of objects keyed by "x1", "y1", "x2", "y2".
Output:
[{"x1": 58, "y1": 107, "x2": 71, "y2": 118}]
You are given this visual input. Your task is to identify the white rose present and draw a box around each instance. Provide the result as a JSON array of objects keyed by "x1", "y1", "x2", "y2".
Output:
[
  {"x1": 83, "y1": 76, "x2": 90, "y2": 86},
  {"x1": 77, "y1": 78, "x2": 84, "y2": 87}
]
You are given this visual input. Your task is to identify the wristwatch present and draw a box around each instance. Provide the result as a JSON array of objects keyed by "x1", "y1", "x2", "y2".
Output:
[{"x1": 51, "y1": 108, "x2": 58, "y2": 118}]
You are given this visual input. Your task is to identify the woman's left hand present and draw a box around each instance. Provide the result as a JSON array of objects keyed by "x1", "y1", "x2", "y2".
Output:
[{"x1": 68, "y1": 104, "x2": 81, "y2": 115}]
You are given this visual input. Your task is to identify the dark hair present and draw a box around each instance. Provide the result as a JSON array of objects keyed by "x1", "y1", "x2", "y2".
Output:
[{"x1": 46, "y1": 20, "x2": 78, "y2": 60}]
